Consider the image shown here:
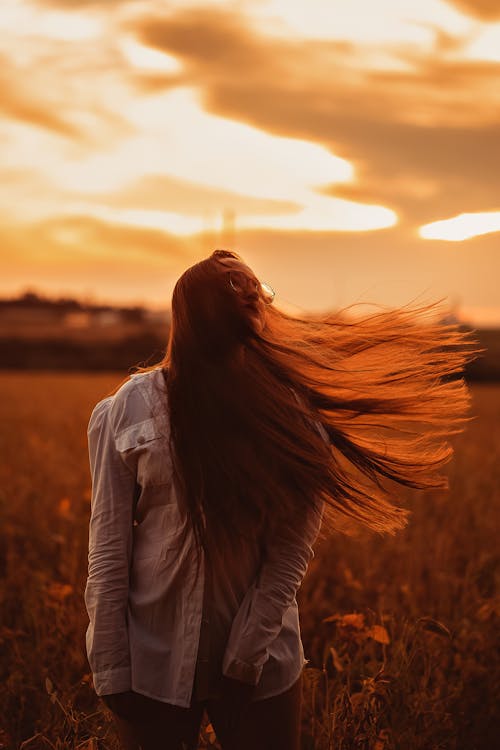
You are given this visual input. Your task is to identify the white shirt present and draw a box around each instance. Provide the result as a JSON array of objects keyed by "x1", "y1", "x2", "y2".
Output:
[{"x1": 84, "y1": 367, "x2": 325, "y2": 708}]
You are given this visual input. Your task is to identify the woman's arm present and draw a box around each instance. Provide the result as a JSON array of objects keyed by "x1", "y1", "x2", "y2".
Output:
[
  {"x1": 222, "y1": 496, "x2": 324, "y2": 685},
  {"x1": 223, "y1": 407, "x2": 328, "y2": 686},
  {"x1": 84, "y1": 397, "x2": 136, "y2": 696}
]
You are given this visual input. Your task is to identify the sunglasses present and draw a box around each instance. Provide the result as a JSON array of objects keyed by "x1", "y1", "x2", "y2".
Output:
[{"x1": 228, "y1": 270, "x2": 275, "y2": 305}]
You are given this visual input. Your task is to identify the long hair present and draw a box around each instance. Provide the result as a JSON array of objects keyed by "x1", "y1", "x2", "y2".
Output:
[{"x1": 134, "y1": 249, "x2": 481, "y2": 565}]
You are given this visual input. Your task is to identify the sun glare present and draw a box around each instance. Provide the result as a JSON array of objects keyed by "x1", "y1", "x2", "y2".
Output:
[
  {"x1": 251, "y1": 0, "x2": 471, "y2": 45},
  {"x1": 419, "y1": 212, "x2": 500, "y2": 241},
  {"x1": 37, "y1": 11, "x2": 103, "y2": 41},
  {"x1": 119, "y1": 38, "x2": 183, "y2": 73},
  {"x1": 0, "y1": 3, "x2": 103, "y2": 41},
  {"x1": 49, "y1": 87, "x2": 394, "y2": 233},
  {"x1": 464, "y1": 24, "x2": 500, "y2": 63},
  {"x1": 243, "y1": 196, "x2": 397, "y2": 232}
]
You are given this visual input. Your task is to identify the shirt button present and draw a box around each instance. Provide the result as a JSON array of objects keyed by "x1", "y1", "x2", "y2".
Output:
[{"x1": 137, "y1": 435, "x2": 146, "y2": 444}]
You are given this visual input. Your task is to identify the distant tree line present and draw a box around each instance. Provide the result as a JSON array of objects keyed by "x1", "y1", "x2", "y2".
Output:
[
  {"x1": 0, "y1": 333, "x2": 168, "y2": 372},
  {"x1": 0, "y1": 290, "x2": 148, "y2": 323},
  {"x1": 0, "y1": 291, "x2": 498, "y2": 379}
]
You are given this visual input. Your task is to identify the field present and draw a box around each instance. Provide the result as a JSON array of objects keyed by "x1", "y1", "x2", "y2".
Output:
[{"x1": 0, "y1": 372, "x2": 498, "y2": 749}]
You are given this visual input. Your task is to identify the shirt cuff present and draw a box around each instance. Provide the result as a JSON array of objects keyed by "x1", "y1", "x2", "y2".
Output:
[
  {"x1": 222, "y1": 653, "x2": 264, "y2": 686},
  {"x1": 92, "y1": 665, "x2": 132, "y2": 696}
]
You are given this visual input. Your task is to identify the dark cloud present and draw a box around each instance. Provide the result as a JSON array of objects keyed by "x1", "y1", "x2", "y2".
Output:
[
  {"x1": 132, "y1": 7, "x2": 500, "y2": 228},
  {"x1": 128, "y1": 71, "x2": 188, "y2": 94},
  {"x1": 134, "y1": 9, "x2": 298, "y2": 85},
  {"x1": 321, "y1": 119, "x2": 500, "y2": 224},
  {"x1": 446, "y1": 0, "x2": 500, "y2": 20}
]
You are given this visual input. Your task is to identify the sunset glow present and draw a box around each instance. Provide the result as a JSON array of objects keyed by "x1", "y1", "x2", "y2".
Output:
[
  {"x1": 0, "y1": 0, "x2": 498, "y2": 323},
  {"x1": 119, "y1": 38, "x2": 183, "y2": 73},
  {"x1": 420, "y1": 212, "x2": 500, "y2": 241}
]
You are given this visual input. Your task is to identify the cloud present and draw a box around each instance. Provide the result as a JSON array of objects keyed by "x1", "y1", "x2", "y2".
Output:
[
  {"x1": 0, "y1": 213, "x2": 186, "y2": 266},
  {"x1": 32, "y1": 0, "x2": 128, "y2": 8},
  {"x1": 419, "y1": 211, "x2": 500, "y2": 240},
  {"x1": 446, "y1": 0, "x2": 500, "y2": 21},
  {"x1": 0, "y1": 56, "x2": 80, "y2": 137},
  {"x1": 104, "y1": 173, "x2": 301, "y2": 216},
  {"x1": 0, "y1": 9, "x2": 136, "y2": 149},
  {"x1": 0, "y1": 213, "x2": 198, "y2": 304},
  {"x1": 133, "y1": 7, "x2": 500, "y2": 228}
]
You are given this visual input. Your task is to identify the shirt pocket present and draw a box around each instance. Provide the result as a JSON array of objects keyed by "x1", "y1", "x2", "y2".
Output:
[{"x1": 115, "y1": 417, "x2": 172, "y2": 487}]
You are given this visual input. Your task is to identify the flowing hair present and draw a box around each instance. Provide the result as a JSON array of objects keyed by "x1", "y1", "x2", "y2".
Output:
[{"x1": 132, "y1": 249, "x2": 481, "y2": 566}]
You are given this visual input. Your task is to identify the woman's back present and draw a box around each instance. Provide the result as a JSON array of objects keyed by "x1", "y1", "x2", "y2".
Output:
[{"x1": 85, "y1": 366, "x2": 321, "y2": 708}]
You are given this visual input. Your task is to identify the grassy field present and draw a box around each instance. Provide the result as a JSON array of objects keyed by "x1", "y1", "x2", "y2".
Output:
[{"x1": 0, "y1": 372, "x2": 498, "y2": 749}]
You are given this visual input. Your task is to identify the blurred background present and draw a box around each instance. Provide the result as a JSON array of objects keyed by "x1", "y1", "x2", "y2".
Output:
[{"x1": 0, "y1": 1, "x2": 499, "y2": 749}]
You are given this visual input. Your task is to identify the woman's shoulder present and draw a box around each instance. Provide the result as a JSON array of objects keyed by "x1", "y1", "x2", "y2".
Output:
[
  {"x1": 89, "y1": 367, "x2": 167, "y2": 437},
  {"x1": 87, "y1": 395, "x2": 114, "y2": 438}
]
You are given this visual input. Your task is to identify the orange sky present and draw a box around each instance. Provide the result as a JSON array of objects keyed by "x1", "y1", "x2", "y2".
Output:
[{"x1": 1, "y1": 0, "x2": 499, "y2": 325}]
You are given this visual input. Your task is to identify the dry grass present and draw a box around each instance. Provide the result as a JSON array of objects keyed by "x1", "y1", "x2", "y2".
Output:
[{"x1": 0, "y1": 372, "x2": 498, "y2": 749}]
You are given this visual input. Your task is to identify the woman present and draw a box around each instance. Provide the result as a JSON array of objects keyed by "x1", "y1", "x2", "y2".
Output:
[{"x1": 85, "y1": 249, "x2": 479, "y2": 750}]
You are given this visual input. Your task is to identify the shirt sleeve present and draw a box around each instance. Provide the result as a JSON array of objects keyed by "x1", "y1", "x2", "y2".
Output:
[
  {"x1": 84, "y1": 397, "x2": 136, "y2": 696},
  {"x1": 222, "y1": 496, "x2": 324, "y2": 685}
]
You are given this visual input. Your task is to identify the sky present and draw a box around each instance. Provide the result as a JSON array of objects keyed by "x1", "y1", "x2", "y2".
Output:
[{"x1": 1, "y1": 0, "x2": 499, "y2": 324}]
